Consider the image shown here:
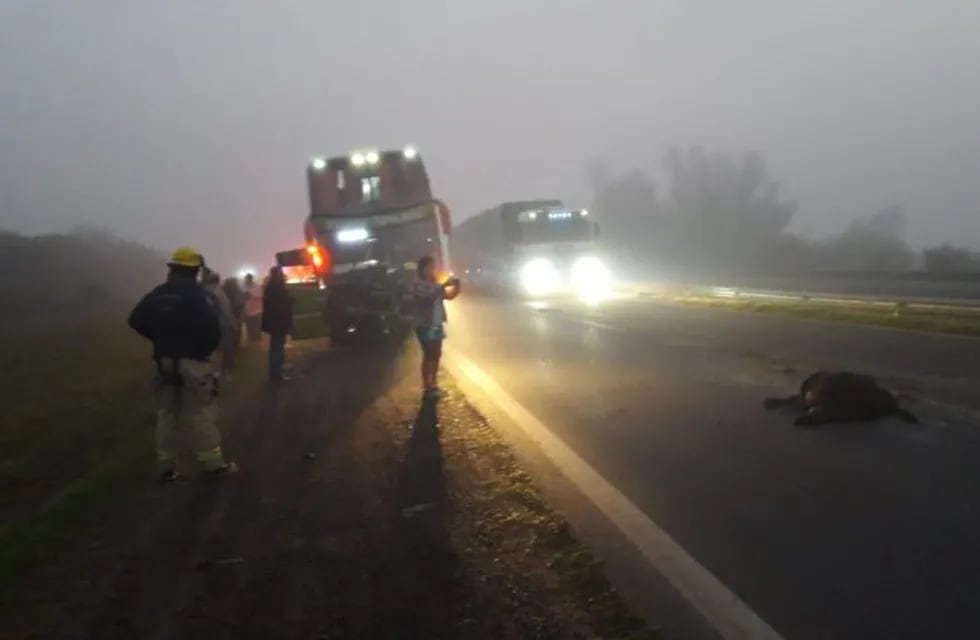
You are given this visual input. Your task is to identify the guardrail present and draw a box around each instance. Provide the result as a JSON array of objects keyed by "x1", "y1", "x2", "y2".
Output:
[{"x1": 630, "y1": 282, "x2": 980, "y2": 314}]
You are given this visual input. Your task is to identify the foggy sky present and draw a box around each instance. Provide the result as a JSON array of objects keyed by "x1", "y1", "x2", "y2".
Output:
[{"x1": 2, "y1": 0, "x2": 978, "y2": 274}]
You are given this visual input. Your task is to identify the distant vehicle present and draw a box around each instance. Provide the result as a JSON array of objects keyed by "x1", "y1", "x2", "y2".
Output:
[
  {"x1": 276, "y1": 146, "x2": 452, "y2": 343},
  {"x1": 453, "y1": 200, "x2": 611, "y2": 301}
]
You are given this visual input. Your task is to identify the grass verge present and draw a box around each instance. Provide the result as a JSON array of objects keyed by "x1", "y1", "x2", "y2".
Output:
[
  {"x1": 289, "y1": 283, "x2": 324, "y2": 316},
  {"x1": 288, "y1": 284, "x2": 329, "y2": 341},
  {"x1": 0, "y1": 318, "x2": 262, "y2": 603},
  {"x1": 436, "y1": 380, "x2": 662, "y2": 638},
  {"x1": 663, "y1": 294, "x2": 980, "y2": 338}
]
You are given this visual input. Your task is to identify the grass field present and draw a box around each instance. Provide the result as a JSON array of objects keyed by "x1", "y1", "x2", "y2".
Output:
[
  {"x1": 663, "y1": 294, "x2": 980, "y2": 338},
  {"x1": 0, "y1": 287, "x2": 331, "y2": 599},
  {"x1": 288, "y1": 284, "x2": 328, "y2": 340},
  {"x1": 0, "y1": 319, "x2": 154, "y2": 592},
  {"x1": 289, "y1": 283, "x2": 324, "y2": 316},
  {"x1": 0, "y1": 317, "x2": 265, "y2": 598}
]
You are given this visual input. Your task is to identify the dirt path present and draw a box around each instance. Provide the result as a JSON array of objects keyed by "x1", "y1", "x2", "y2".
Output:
[{"x1": 27, "y1": 341, "x2": 657, "y2": 640}]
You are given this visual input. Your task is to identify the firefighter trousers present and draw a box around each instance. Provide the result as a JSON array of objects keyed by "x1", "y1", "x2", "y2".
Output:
[{"x1": 155, "y1": 358, "x2": 227, "y2": 473}]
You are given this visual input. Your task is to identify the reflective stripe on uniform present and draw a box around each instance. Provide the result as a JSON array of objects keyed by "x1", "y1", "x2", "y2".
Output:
[{"x1": 195, "y1": 446, "x2": 225, "y2": 471}]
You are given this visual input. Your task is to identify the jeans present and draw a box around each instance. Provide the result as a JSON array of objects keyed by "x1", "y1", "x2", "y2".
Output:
[{"x1": 268, "y1": 333, "x2": 287, "y2": 380}]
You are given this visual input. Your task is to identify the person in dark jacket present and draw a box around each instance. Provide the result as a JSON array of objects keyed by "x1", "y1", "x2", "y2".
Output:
[
  {"x1": 128, "y1": 247, "x2": 237, "y2": 480},
  {"x1": 261, "y1": 266, "x2": 293, "y2": 382}
]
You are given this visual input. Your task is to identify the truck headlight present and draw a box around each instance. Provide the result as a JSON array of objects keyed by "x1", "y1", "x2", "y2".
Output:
[
  {"x1": 520, "y1": 258, "x2": 560, "y2": 296},
  {"x1": 571, "y1": 256, "x2": 611, "y2": 302}
]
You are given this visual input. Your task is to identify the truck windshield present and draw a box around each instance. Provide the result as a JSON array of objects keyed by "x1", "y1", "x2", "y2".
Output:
[{"x1": 520, "y1": 218, "x2": 592, "y2": 244}]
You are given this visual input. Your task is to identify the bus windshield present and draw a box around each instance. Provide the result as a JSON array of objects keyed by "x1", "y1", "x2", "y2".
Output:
[{"x1": 319, "y1": 215, "x2": 442, "y2": 270}]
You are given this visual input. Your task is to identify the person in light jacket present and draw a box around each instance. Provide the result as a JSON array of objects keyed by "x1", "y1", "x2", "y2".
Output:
[
  {"x1": 203, "y1": 270, "x2": 237, "y2": 375},
  {"x1": 412, "y1": 255, "x2": 460, "y2": 399},
  {"x1": 243, "y1": 273, "x2": 263, "y2": 343},
  {"x1": 220, "y1": 277, "x2": 245, "y2": 367}
]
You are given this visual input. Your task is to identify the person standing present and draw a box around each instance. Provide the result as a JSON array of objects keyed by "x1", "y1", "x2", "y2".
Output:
[
  {"x1": 412, "y1": 255, "x2": 460, "y2": 399},
  {"x1": 221, "y1": 277, "x2": 245, "y2": 368},
  {"x1": 128, "y1": 247, "x2": 238, "y2": 480},
  {"x1": 202, "y1": 269, "x2": 236, "y2": 376},
  {"x1": 262, "y1": 266, "x2": 293, "y2": 382},
  {"x1": 243, "y1": 273, "x2": 263, "y2": 344}
]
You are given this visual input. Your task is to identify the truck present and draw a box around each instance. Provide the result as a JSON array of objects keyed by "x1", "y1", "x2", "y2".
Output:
[
  {"x1": 452, "y1": 200, "x2": 611, "y2": 301},
  {"x1": 276, "y1": 146, "x2": 452, "y2": 344}
]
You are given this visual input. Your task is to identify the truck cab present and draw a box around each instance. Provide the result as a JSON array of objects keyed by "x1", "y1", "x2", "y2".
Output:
[{"x1": 508, "y1": 206, "x2": 611, "y2": 301}]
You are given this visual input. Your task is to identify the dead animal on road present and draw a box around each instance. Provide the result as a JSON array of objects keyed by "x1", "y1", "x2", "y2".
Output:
[{"x1": 763, "y1": 371, "x2": 918, "y2": 426}]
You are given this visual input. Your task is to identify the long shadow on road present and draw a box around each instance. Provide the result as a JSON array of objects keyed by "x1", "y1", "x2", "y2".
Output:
[
  {"x1": 385, "y1": 397, "x2": 459, "y2": 639},
  {"x1": 60, "y1": 341, "x2": 467, "y2": 640}
]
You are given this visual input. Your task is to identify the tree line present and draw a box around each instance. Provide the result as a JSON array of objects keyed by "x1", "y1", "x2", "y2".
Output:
[
  {"x1": 0, "y1": 227, "x2": 165, "y2": 323},
  {"x1": 588, "y1": 146, "x2": 980, "y2": 275}
]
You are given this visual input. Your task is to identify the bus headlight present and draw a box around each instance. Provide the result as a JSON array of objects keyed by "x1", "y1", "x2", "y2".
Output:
[
  {"x1": 520, "y1": 258, "x2": 560, "y2": 296},
  {"x1": 336, "y1": 227, "x2": 369, "y2": 244},
  {"x1": 571, "y1": 256, "x2": 611, "y2": 302}
]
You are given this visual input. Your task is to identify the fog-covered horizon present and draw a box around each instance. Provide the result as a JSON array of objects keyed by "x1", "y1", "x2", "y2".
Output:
[{"x1": 2, "y1": 1, "x2": 978, "y2": 274}]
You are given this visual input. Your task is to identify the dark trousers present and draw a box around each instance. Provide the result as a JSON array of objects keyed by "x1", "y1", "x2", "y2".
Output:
[
  {"x1": 268, "y1": 333, "x2": 287, "y2": 380},
  {"x1": 246, "y1": 315, "x2": 262, "y2": 343}
]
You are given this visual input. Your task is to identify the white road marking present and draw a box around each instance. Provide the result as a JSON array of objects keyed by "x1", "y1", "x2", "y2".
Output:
[
  {"x1": 445, "y1": 347, "x2": 785, "y2": 640},
  {"x1": 564, "y1": 317, "x2": 628, "y2": 332}
]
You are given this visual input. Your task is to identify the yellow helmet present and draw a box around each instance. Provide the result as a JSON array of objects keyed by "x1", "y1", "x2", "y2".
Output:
[{"x1": 168, "y1": 246, "x2": 204, "y2": 269}]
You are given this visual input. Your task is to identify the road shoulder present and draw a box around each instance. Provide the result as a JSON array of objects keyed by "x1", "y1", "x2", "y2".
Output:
[{"x1": 5, "y1": 340, "x2": 660, "y2": 639}]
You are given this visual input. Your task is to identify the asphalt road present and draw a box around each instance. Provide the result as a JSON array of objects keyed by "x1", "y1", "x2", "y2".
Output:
[{"x1": 447, "y1": 293, "x2": 980, "y2": 640}]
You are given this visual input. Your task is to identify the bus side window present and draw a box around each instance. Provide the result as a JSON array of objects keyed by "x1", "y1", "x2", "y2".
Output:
[
  {"x1": 380, "y1": 156, "x2": 405, "y2": 208},
  {"x1": 339, "y1": 168, "x2": 358, "y2": 207},
  {"x1": 405, "y1": 162, "x2": 430, "y2": 203},
  {"x1": 309, "y1": 169, "x2": 338, "y2": 215}
]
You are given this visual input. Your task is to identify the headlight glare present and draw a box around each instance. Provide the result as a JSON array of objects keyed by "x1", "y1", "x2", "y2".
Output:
[
  {"x1": 519, "y1": 258, "x2": 560, "y2": 297},
  {"x1": 571, "y1": 256, "x2": 612, "y2": 302}
]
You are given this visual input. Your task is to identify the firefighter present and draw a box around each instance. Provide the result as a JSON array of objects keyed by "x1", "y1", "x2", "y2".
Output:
[{"x1": 128, "y1": 247, "x2": 238, "y2": 481}]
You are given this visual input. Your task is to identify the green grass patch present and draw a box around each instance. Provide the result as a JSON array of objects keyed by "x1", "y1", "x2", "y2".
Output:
[
  {"x1": 291, "y1": 312, "x2": 329, "y2": 340},
  {"x1": 289, "y1": 284, "x2": 324, "y2": 316},
  {"x1": 287, "y1": 285, "x2": 329, "y2": 340},
  {"x1": 0, "y1": 319, "x2": 155, "y2": 594},
  {"x1": 0, "y1": 317, "x2": 265, "y2": 600},
  {"x1": 668, "y1": 295, "x2": 980, "y2": 338}
]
